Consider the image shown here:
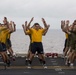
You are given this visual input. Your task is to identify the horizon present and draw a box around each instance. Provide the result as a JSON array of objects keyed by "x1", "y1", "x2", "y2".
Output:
[{"x1": 0, "y1": 0, "x2": 76, "y2": 29}]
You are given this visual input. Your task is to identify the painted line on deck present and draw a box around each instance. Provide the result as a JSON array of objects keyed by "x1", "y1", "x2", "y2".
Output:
[{"x1": 0, "y1": 66, "x2": 76, "y2": 69}]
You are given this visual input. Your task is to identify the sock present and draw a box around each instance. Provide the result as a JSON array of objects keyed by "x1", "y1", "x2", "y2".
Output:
[{"x1": 28, "y1": 60, "x2": 32, "y2": 65}]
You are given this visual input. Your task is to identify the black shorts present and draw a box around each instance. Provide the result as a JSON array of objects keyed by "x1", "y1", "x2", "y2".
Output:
[
  {"x1": 28, "y1": 43, "x2": 32, "y2": 51},
  {"x1": 6, "y1": 39, "x2": 12, "y2": 48},
  {"x1": 0, "y1": 43, "x2": 3, "y2": 52},
  {"x1": 0, "y1": 43, "x2": 7, "y2": 52},
  {"x1": 64, "y1": 39, "x2": 68, "y2": 47},
  {"x1": 31, "y1": 42, "x2": 44, "y2": 54},
  {"x1": 70, "y1": 40, "x2": 76, "y2": 51}
]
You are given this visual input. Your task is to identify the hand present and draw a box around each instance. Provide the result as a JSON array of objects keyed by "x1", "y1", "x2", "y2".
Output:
[
  {"x1": 42, "y1": 18, "x2": 45, "y2": 23},
  {"x1": 66, "y1": 20, "x2": 69, "y2": 25},
  {"x1": 47, "y1": 24, "x2": 50, "y2": 28},
  {"x1": 61, "y1": 20, "x2": 65, "y2": 29},
  {"x1": 61, "y1": 20, "x2": 65, "y2": 25},
  {"x1": 12, "y1": 22, "x2": 14, "y2": 24},
  {"x1": 4, "y1": 17, "x2": 7, "y2": 20},
  {"x1": 30, "y1": 17, "x2": 34, "y2": 22},
  {"x1": 22, "y1": 24, "x2": 25, "y2": 28},
  {"x1": 9, "y1": 21, "x2": 13, "y2": 25},
  {"x1": 25, "y1": 21, "x2": 27, "y2": 27}
]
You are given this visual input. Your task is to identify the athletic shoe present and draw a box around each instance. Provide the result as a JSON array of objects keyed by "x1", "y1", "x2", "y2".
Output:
[
  {"x1": 25, "y1": 59, "x2": 28, "y2": 65},
  {"x1": 27, "y1": 64, "x2": 31, "y2": 69},
  {"x1": 43, "y1": 64, "x2": 47, "y2": 69},
  {"x1": 70, "y1": 63, "x2": 74, "y2": 69},
  {"x1": 65, "y1": 60, "x2": 70, "y2": 66},
  {"x1": 12, "y1": 56, "x2": 15, "y2": 61},
  {"x1": 6, "y1": 60, "x2": 11, "y2": 67}
]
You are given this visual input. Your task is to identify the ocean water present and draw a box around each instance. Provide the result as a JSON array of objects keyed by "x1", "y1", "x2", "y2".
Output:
[{"x1": 11, "y1": 29, "x2": 65, "y2": 54}]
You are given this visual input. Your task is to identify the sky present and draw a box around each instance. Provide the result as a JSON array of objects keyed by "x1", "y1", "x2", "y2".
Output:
[{"x1": 0, "y1": 0, "x2": 76, "y2": 29}]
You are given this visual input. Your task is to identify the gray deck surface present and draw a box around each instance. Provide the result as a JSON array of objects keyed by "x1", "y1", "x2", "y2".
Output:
[{"x1": 0, "y1": 56, "x2": 76, "y2": 75}]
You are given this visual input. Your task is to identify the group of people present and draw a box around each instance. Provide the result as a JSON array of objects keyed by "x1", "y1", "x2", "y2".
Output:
[
  {"x1": 0, "y1": 17, "x2": 50, "y2": 68},
  {"x1": 1, "y1": 17, "x2": 76, "y2": 69},
  {"x1": 0, "y1": 17, "x2": 16, "y2": 66},
  {"x1": 61, "y1": 20, "x2": 76, "y2": 68},
  {"x1": 22, "y1": 17, "x2": 50, "y2": 68}
]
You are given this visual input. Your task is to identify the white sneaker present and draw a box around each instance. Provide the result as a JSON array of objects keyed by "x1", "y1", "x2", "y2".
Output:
[
  {"x1": 27, "y1": 64, "x2": 31, "y2": 69},
  {"x1": 70, "y1": 63, "x2": 74, "y2": 69},
  {"x1": 65, "y1": 60, "x2": 68, "y2": 65},
  {"x1": 27, "y1": 66, "x2": 31, "y2": 69},
  {"x1": 43, "y1": 64, "x2": 47, "y2": 69},
  {"x1": 65, "y1": 60, "x2": 70, "y2": 66}
]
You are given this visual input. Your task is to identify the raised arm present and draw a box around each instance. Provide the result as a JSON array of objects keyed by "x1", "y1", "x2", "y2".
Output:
[
  {"x1": 22, "y1": 24, "x2": 25, "y2": 32},
  {"x1": 61, "y1": 20, "x2": 65, "y2": 29},
  {"x1": 41, "y1": 18, "x2": 50, "y2": 35},
  {"x1": 3, "y1": 17, "x2": 9, "y2": 28},
  {"x1": 12, "y1": 22, "x2": 16, "y2": 32},
  {"x1": 61, "y1": 20, "x2": 71, "y2": 34},
  {"x1": 22, "y1": 21, "x2": 30, "y2": 35},
  {"x1": 43, "y1": 25, "x2": 50, "y2": 36},
  {"x1": 42, "y1": 18, "x2": 48, "y2": 28},
  {"x1": 27, "y1": 17, "x2": 34, "y2": 29},
  {"x1": 8, "y1": 21, "x2": 14, "y2": 33},
  {"x1": 61, "y1": 20, "x2": 67, "y2": 32}
]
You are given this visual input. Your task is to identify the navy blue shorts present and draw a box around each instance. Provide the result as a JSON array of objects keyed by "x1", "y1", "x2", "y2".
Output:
[
  {"x1": 6, "y1": 39, "x2": 12, "y2": 48},
  {"x1": 0, "y1": 43, "x2": 3, "y2": 52},
  {"x1": 31, "y1": 42, "x2": 44, "y2": 54},
  {"x1": 0, "y1": 43, "x2": 7, "y2": 52},
  {"x1": 28, "y1": 43, "x2": 32, "y2": 51}
]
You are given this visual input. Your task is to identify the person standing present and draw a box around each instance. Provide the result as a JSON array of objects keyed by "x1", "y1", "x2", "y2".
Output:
[{"x1": 25, "y1": 18, "x2": 50, "y2": 68}]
